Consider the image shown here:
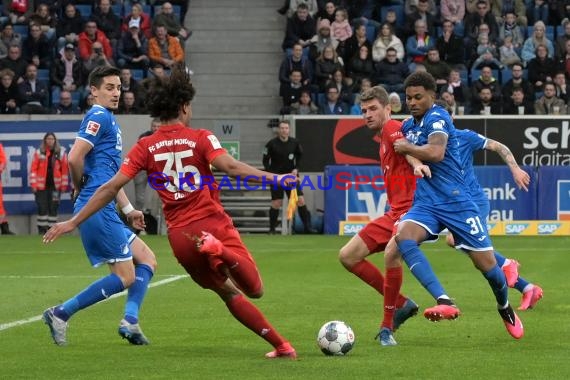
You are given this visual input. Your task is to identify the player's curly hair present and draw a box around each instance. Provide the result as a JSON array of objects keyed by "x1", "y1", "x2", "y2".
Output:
[
  {"x1": 144, "y1": 64, "x2": 196, "y2": 121},
  {"x1": 359, "y1": 86, "x2": 389, "y2": 105},
  {"x1": 404, "y1": 71, "x2": 437, "y2": 93}
]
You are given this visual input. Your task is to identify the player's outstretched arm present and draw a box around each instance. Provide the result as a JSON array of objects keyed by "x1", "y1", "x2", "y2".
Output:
[
  {"x1": 43, "y1": 172, "x2": 132, "y2": 243},
  {"x1": 115, "y1": 188, "x2": 146, "y2": 230},
  {"x1": 211, "y1": 153, "x2": 297, "y2": 187},
  {"x1": 393, "y1": 133, "x2": 447, "y2": 162},
  {"x1": 486, "y1": 139, "x2": 530, "y2": 191}
]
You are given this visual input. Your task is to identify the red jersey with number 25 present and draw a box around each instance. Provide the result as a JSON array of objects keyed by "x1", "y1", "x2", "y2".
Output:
[
  {"x1": 120, "y1": 123, "x2": 227, "y2": 229},
  {"x1": 380, "y1": 119, "x2": 415, "y2": 215}
]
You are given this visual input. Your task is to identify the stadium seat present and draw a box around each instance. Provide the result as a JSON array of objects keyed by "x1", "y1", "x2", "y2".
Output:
[
  {"x1": 13, "y1": 24, "x2": 28, "y2": 38},
  {"x1": 380, "y1": 5, "x2": 405, "y2": 26},
  {"x1": 526, "y1": 25, "x2": 554, "y2": 41},
  {"x1": 71, "y1": 91, "x2": 81, "y2": 106},
  {"x1": 75, "y1": 4, "x2": 92, "y2": 20},
  {"x1": 365, "y1": 25, "x2": 376, "y2": 42},
  {"x1": 37, "y1": 69, "x2": 49, "y2": 82},
  {"x1": 111, "y1": 4, "x2": 123, "y2": 17},
  {"x1": 131, "y1": 69, "x2": 144, "y2": 81},
  {"x1": 317, "y1": 93, "x2": 326, "y2": 107},
  {"x1": 459, "y1": 69, "x2": 468, "y2": 84},
  {"x1": 557, "y1": 25, "x2": 564, "y2": 39},
  {"x1": 501, "y1": 67, "x2": 512, "y2": 84}
]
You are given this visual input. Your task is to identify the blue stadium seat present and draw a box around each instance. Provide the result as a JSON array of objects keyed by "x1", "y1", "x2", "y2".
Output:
[
  {"x1": 366, "y1": 25, "x2": 376, "y2": 42},
  {"x1": 71, "y1": 91, "x2": 81, "y2": 105},
  {"x1": 453, "y1": 23, "x2": 464, "y2": 37},
  {"x1": 526, "y1": 25, "x2": 554, "y2": 41},
  {"x1": 75, "y1": 4, "x2": 92, "y2": 20},
  {"x1": 459, "y1": 69, "x2": 468, "y2": 84},
  {"x1": 501, "y1": 67, "x2": 512, "y2": 84},
  {"x1": 317, "y1": 93, "x2": 326, "y2": 107},
  {"x1": 380, "y1": 5, "x2": 405, "y2": 27},
  {"x1": 13, "y1": 24, "x2": 28, "y2": 38},
  {"x1": 111, "y1": 4, "x2": 123, "y2": 17},
  {"x1": 131, "y1": 69, "x2": 144, "y2": 81},
  {"x1": 37, "y1": 69, "x2": 49, "y2": 82},
  {"x1": 557, "y1": 25, "x2": 564, "y2": 39}
]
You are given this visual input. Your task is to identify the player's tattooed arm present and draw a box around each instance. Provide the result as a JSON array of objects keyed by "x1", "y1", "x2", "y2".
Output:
[
  {"x1": 486, "y1": 139, "x2": 530, "y2": 191},
  {"x1": 486, "y1": 139, "x2": 518, "y2": 169}
]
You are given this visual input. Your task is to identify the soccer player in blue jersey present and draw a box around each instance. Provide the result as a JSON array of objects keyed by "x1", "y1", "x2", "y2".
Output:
[
  {"x1": 450, "y1": 128, "x2": 543, "y2": 311},
  {"x1": 42, "y1": 66, "x2": 157, "y2": 346},
  {"x1": 389, "y1": 71, "x2": 523, "y2": 341}
]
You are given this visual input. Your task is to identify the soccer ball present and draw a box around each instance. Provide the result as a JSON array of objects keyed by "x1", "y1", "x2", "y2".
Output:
[{"x1": 317, "y1": 320, "x2": 355, "y2": 356}]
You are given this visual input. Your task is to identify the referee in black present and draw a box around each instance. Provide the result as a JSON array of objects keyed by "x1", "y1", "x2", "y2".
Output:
[{"x1": 262, "y1": 120, "x2": 314, "y2": 234}]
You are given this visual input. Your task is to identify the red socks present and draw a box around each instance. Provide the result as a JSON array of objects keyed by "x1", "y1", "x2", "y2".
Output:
[
  {"x1": 349, "y1": 260, "x2": 385, "y2": 294},
  {"x1": 382, "y1": 266, "x2": 406, "y2": 329},
  {"x1": 220, "y1": 246, "x2": 262, "y2": 296},
  {"x1": 226, "y1": 294, "x2": 286, "y2": 347}
]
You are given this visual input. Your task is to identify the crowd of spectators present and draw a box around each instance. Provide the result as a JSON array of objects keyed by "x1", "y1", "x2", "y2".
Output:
[
  {"x1": 278, "y1": 0, "x2": 570, "y2": 116},
  {"x1": 0, "y1": 0, "x2": 189, "y2": 115}
]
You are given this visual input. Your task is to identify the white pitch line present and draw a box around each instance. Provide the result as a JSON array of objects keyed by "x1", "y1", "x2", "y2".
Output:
[
  {"x1": 0, "y1": 274, "x2": 183, "y2": 279},
  {"x1": 0, "y1": 275, "x2": 186, "y2": 332}
]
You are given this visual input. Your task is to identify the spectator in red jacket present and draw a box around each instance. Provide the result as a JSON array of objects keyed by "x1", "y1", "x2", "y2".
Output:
[
  {"x1": 122, "y1": 3, "x2": 152, "y2": 39},
  {"x1": 29, "y1": 132, "x2": 70, "y2": 234},
  {"x1": 77, "y1": 20, "x2": 113, "y2": 62}
]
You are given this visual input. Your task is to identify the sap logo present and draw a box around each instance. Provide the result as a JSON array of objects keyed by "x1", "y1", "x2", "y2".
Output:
[
  {"x1": 505, "y1": 223, "x2": 529, "y2": 234},
  {"x1": 523, "y1": 122, "x2": 570, "y2": 149},
  {"x1": 538, "y1": 223, "x2": 561, "y2": 235},
  {"x1": 343, "y1": 223, "x2": 365, "y2": 235}
]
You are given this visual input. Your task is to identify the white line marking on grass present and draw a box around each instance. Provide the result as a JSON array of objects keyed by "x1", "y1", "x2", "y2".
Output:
[
  {"x1": 0, "y1": 274, "x2": 183, "y2": 279},
  {"x1": 0, "y1": 275, "x2": 186, "y2": 332}
]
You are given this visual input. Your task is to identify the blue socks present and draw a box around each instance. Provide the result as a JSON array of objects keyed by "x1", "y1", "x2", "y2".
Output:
[
  {"x1": 482, "y1": 265, "x2": 508, "y2": 307},
  {"x1": 397, "y1": 239, "x2": 447, "y2": 300},
  {"x1": 124, "y1": 264, "x2": 154, "y2": 324},
  {"x1": 56, "y1": 273, "x2": 125, "y2": 321},
  {"x1": 493, "y1": 250, "x2": 506, "y2": 267},
  {"x1": 514, "y1": 276, "x2": 530, "y2": 293}
]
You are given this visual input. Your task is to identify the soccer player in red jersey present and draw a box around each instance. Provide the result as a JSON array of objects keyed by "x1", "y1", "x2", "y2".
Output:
[
  {"x1": 338, "y1": 86, "x2": 431, "y2": 345},
  {"x1": 43, "y1": 65, "x2": 297, "y2": 359}
]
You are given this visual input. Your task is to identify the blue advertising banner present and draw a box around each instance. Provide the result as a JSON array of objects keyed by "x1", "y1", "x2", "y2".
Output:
[
  {"x1": 324, "y1": 165, "x2": 543, "y2": 235},
  {"x1": 324, "y1": 165, "x2": 388, "y2": 235},
  {"x1": 537, "y1": 166, "x2": 570, "y2": 220},
  {"x1": 473, "y1": 166, "x2": 537, "y2": 220},
  {"x1": 0, "y1": 121, "x2": 79, "y2": 215}
]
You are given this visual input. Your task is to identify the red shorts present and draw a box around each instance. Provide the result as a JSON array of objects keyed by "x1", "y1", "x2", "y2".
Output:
[
  {"x1": 167, "y1": 212, "x2": 259, "y2": 290},
  {"x1": 358, "y1": 211, "x2": 403, "y2": 254}
]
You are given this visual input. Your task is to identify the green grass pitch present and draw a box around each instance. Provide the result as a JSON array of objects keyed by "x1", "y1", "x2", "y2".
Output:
[{"x1": 0, "y1": 235, "x2": 568, "y2": 380}]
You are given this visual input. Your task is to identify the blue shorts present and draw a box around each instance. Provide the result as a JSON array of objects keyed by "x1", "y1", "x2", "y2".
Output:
[
  {"x1": 474, "y1": 198, "x2": 490, "y2": 223},
  {"x1": 76, "y1": 203, "x2": 136, "y2": 267},
  {"x1": 401, "y1": 200, "x2": 493, "y2": 252}
]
